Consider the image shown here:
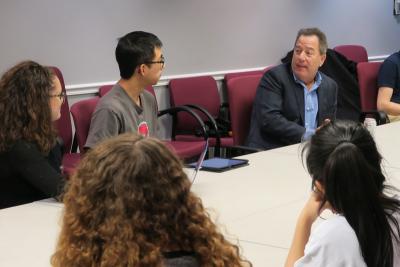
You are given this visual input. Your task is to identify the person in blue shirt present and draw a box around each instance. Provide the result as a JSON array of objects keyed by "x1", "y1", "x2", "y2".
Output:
[
  {"x1": 246, "y1": 28, "x2": 337, "y2": 150},
  {"x1": 377, "y1": 51, "x2": 400, "y2": 122}
]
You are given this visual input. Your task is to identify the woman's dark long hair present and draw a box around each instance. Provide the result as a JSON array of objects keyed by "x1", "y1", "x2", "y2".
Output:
[{"x1": 302, "y1": 120, "x2": 400, "y2": 267}]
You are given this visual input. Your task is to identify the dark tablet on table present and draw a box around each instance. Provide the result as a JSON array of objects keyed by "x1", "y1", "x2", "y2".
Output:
[{"x1": 187, "y1": 157, "x2": 249, "y2": 172}]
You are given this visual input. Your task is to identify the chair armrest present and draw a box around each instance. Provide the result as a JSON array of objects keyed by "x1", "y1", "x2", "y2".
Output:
[
  {"x1": 183, "y1": 104, "x2": 219, "y2": 135},
  {"x1": 158, "y1": 106, "x2": 209, "y2": 140},
  {"x1": 359, "y1": 110, "x2": 389, "y2": 125},
  {"x1": 183, "y1": 104, "x2": 222, "y2": 156},
  {"x1": 184, "y1": 103, "x2": 221, "y2": 139}
]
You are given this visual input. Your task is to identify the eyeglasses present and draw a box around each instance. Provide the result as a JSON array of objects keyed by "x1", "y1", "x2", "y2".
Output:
[
  {"x1": 145, "y1": 56, "x2": 165, "y2": 69},
  {"x1": 49, "y1": 91, "x2": 66, "y2": 102}
]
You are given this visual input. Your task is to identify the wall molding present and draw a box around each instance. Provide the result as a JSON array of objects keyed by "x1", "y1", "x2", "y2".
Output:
[
  {"x1": 65, "y1": 55, "x2": 389, "y2": 96},
  {"x1": 368, "y1": 55, "x2": 388, "y2": 62},
  {"x1": 65, "y1": 66, "x2": 267, "y2": 96}
]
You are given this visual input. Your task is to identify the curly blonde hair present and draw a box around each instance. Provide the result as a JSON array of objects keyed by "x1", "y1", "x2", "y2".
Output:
[
  {"x1": 0, "y1": 60, "x2": 57, "y2": 153},
  {"x1": 52, "y1": 134, "x2": 251, "y2": 267}
]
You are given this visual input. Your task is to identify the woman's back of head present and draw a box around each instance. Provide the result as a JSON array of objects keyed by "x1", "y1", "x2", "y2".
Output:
[
  {"x1": 52, "y1": 133, "x2": 251, "y2": 267},
  {"x1": 0, "y1": 60, "x2": 56, "y2": 153},
  {"x1": 305, "y1": 120, "x2": 384, "y2": 190},
  {"x1": 303, "y1": 120, "x2": 400, "y2": 267}
]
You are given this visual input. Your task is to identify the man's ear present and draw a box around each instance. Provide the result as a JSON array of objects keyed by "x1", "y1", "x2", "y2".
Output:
[
  {"x1": 137, "y1": 64, "x2": 146, "y2": 75},
  {"x1": 320, "y1": 54, "x2": 327, "y2": 67}
]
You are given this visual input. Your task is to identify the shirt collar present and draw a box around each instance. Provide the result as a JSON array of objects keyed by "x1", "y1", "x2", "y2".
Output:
[{"x1": 293, "y1": 71, "x2": 323, "y2": 92}]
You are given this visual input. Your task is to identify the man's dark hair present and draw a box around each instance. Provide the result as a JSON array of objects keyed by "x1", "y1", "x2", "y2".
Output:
[
  {"x1": 295, "y1": 27, "x2": 327, "y2": 55},
  {"x1": 115, "y1": 31, "x2": 162, "y2": 79}
]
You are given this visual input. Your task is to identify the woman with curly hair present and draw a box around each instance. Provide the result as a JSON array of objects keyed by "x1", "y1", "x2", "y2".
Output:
[
  {"x1": 285, "y1": 120, "x2": 400, "y2": 267},
  {"x1": 0, "y1": 61, "x2": 65, "y2": 209},
  {"x1": 52, "y1": 133, "x2": 251, "y2": 267}
]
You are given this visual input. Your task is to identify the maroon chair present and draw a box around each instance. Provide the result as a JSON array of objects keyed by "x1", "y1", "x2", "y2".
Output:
[
  {"x1": 70, "y1": 97, "x2": 100, "y2": 152},
  {"x1": 333, "y1": 45, "x2": 368, "y2": 63},
  {"x1": 224, "y1": 66, "x2": 273, "y2": 85},
  {"x1": 357, "y1": 61, "x2": 388, "y2": 124},
  {"x1": 227, "y1": 74, "x2": 263, "y2": 146},
  {"x1": 97, "y1": 85, "x2": 208, "y2": 160},
  {"x1": 169, "y1": 76, "x2": 234, "y2": 155},
  {"x1": 51, "y1": 67, "x2": 80, "y2": 176},
  {"x1": 224, "y1": 70, "x2": 264, "y2": 84},
  {"x1": 357, "y1": 62, "x2": 382, "y2": 111}
]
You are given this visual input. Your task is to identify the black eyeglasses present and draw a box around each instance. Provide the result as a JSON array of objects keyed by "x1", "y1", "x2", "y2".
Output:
[
  {"x1": 145, "y1": 56, "x2": 165, "y2": 69},
  {"x1": 49, "y1": 91, "x2": 66, "y2": 102}
]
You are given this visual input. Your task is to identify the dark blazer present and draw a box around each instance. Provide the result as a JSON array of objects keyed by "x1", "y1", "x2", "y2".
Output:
[
  {"x1": 246, "y1": 63, "x2": 338, "y2": 150},
  {"x1": 282, "y1": 49, "x2": 360, "y2": 121}
]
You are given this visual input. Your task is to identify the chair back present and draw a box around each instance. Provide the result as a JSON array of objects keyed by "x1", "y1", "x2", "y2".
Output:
[
  {"x1": 51, "y1": 66, "x2": 73, "y2": 153},
  {"x1": 169, "y1": 76, "x2": 220, "y2": 131},
  {"x1": 70, "y1": 97, "x2": 100, "y2": 152},
  {"x1": 333, "y1": 45, "x2": 368, "y2": 63},
  {"x1": 224, "y1": 70, "x2": 264, "y2": 84},
  {"x1": 227, "y1": 74, "x2": 262, "y2": 145},
  {"x1": 357, "y1": 61, "x2": 382, "y2": 111},
  {"x1": 99, "y1": 84, "x2": 156, "y2": 97},
  {"x1": 224, "y1": 66, "x2": 273, "y2": 85}
]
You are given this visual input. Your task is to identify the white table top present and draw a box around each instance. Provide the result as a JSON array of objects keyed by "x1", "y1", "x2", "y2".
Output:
[
  {"x1": 373, "y1": 122, "x2": 400, "y2": 169},
  {"x1": 0, "y1": 200, "x2": 62, "y2": 267},
  {"x1": 2, "y1": 122, "x2": 400, "y2": 267}
]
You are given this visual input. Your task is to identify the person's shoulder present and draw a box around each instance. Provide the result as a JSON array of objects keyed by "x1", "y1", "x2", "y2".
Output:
[
  {"x1": 10, "y1": 140, "x2": 59, "y2": 156},
  {"x1": 299, "y1": 215, "x2": 365, "y2": 263},
  {"x1": 96, "y1": 85, "x2": 127, "y2": 111},
  {"x1": 312, "y1": 215, "x2": 358, "y2": 248},
  {"x1": 320, "y1": 72, "x2": 337, "y2": 87},
  {"x1": 6, "y1": 140, "x2": 42, "y2": 160},
  {"x1": 381, "y1": 51, "x2": 400, "y2": 67},
  {"x1": 320, "y1": 71, "x2": 334, "y2": 81},
  {"x1": 141, "y1": 89, "x2": 156, "y2": 100},
  {"x1": 387, "y1": 51, "x2": 400, "y2": 61},
  {"x1": 297, "y1": 215, "x2": 366, "y2": 267},
  {"x1": 140, "y1": 89, "x2": 157, "y2": 107},
  {"x1": 267, "y1": 63, "x2": 290, "y2": 76},
  {"x1": 262, "y1": 63, "x2": 291, "y2": 83},
  {"x1": 101, "y1": 84, "x2": 125, "y2": 101},
  {"x1": 10, "y1": 140, "x2": 37, "y2": 152}
]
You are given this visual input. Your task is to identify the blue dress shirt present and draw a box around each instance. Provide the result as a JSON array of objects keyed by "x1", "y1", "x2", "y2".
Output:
[{"x1": 293, "y1": 72, "x2": 322, "y2": 140}]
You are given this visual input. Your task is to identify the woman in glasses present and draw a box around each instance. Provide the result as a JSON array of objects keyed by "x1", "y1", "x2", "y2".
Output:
[
  {"x1": 0, "y1": 60, "x2": 64, "y2": 209},
  {"x1": 285, "y1": 120, "x2": 400, "y2": 267},
  {"x1": 52, "y1": 134, "x2": 251, "y2": 267}
]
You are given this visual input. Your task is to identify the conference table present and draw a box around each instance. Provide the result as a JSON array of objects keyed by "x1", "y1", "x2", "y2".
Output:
[{"x1": 1, "y1": 122, "x2": 400, "y2": 267}]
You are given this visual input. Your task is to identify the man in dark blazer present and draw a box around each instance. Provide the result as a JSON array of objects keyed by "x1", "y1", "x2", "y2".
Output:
[{"x1": 246, "y1": 28, "x2": 337, "y2": 150}]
